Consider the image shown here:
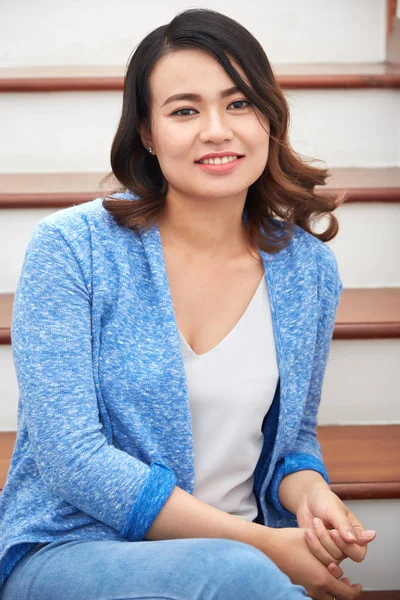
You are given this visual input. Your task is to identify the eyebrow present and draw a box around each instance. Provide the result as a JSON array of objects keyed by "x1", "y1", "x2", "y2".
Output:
[{"x1": 161, "y1": 85, "x2": 242, "y2": 108}]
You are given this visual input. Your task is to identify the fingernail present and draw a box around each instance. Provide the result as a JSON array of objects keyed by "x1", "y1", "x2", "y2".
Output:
[
  {"x1": 305, "y1": 531, "x2": 315, "y2": 542},
  {"x1": 347, "y1": 530, "x2": 356, "y2": 541},
  {"x1": 312, "y1": 517, "x2": 320, "y2": 529},
  {"x1": 331, "y1": 530, "x2": 340, "y2": 541},
  {"x1": 361, "y1": 530, "x2": 376, "y2": 537}
]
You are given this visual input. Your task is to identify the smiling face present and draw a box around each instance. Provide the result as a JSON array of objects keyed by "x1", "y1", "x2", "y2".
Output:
[{"x1": 139, "y1": 49, "x2": 270, "y2": 207}]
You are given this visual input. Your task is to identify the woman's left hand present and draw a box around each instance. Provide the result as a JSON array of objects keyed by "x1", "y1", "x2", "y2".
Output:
[{"x1": 296, "y1": 486, "x2": 376, "y2": 567}]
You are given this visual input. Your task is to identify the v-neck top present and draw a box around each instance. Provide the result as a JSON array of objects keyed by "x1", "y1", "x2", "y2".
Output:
[{"x1": 179, "y1": 275, "x2": 279, "y2": 520}]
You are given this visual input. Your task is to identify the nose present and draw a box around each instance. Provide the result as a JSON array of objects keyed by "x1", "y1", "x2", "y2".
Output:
[{"x1": 198, "y1": 110, "x2": 234, "y2": 145}]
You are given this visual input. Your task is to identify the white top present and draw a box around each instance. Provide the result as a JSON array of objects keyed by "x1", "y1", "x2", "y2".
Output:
[{"x1": 179, "y1": 275, "x2": 279, "y2": 521}]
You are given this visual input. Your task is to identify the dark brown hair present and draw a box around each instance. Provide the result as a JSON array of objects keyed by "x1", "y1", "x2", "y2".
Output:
[{"x1": 101, "y1": 7, "x2": 344, "y2": 253}]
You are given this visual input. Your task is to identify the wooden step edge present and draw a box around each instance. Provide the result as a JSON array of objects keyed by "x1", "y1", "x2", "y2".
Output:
[
  {"x1": 322, "y1": 187, "x2": 400, "y2": 204},
  {"x1": 0, "y1": 169, "x2": 399, "y2": 209},
  {"x1": 1, "y1": 427, "x2": 400, "y2": 500},
  {"x1": 0, "y1": 192, "x2": 96, "y2": 209},
  {"x1": 1, "y1": 63, "x2": 400, "y2": 92},
  {"x1": 278, "y1": 72, "x2": 400, "y2": 89},
  {"x1": 360, "y1": 593, "x2": 400, "y2": 599},
  {"x1": 334, "y1": 323, "x2": 400, "y2": 340},
  {"x1": 0, "y1": 480, "x2": 398, "y2": 502},
  {"x1": 1, "y1": 290, "x2": 400, "y2": 344},
  {"x1": 1, "y1": 320, "x2": 400, "y2": 345},
  {"x1": 331, "y1": 482, "x2": 400, "y2": 500},
  {"x1": 0, "y1": 187, "x2": 399, "y2": 209}
]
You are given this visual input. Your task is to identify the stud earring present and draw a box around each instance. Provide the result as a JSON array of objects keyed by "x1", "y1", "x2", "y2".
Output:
[{"x1": 148, "y1": 147, "x2": 153, "y2": 154}]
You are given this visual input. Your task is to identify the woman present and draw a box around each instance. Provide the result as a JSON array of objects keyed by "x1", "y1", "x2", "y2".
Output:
[{"x1": 0, "y1": 8, "x2": 376, "y2": 600}]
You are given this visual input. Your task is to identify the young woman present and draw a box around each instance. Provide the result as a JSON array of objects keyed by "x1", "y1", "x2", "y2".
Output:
[{"x1": 0, "y1": 8, "x2": 376, "y2": 600}]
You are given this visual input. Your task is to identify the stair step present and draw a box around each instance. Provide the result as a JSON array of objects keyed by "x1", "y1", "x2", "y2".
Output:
[
  {"x1": 360, "y1": 594, "x2": 400, "y2": 599},
  {"x1": 0, "y1": 168, "x2": 399, "y2": 209},
  {"x1": 1, "y1": 289, "x2": 399, "y2": 345},
  {"x1": 2, "y1": 90, "x2": 398, "y2": 171},
  {"x1": 1, "y1": 426, "x2": 399, "y2": 498},
  {"x1": 1, "y1": 63, "x2": 399, "y2": 92}
]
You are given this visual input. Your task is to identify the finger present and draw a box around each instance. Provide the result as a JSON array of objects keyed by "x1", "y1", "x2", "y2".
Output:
[
  {"x1": 325, "y1": 501, "x2": 364, "y2": 545},
  {"x1": 305, "y1": 529, "x2": 341, "y2": 567},
  {"x1": 330, "y1": 529, "x2": 367, "y2": 563},
  {"x1": 345, "y1": 509, "x2": 376, "y2": 545},
  {"x1": 313, "y1": 517, "x2": 347, "y2": 562},
  {"x1": 327, "y1": 561, "x2": 344, "y2": 580},
  {"x1": 353, "y1": 525, "x2": 377, "y2": 546},
  {"x1": 330, "y1": 576, "x2": 362, "y2": 600}
]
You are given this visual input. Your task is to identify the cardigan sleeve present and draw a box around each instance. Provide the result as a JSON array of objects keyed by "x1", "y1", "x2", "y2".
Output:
[
  {"x1": 11, "y1": 219, "x2": 176, "y2": 541},
  {"x1": 266, "y1": 240, "x2": 343, "y2": 519}
]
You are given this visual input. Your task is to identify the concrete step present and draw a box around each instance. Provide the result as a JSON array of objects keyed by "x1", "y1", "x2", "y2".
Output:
[
  {"x1": 1, "y1": 87, "x2": 399, "y2": 172},
  {"x1": 1, "y1": 290, "x2": 399, "y2": 430}
]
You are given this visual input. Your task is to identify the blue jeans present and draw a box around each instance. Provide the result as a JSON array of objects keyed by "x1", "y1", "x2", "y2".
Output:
[{"x1": 0, "y1": 538, "x2": 307, "y2": 600}]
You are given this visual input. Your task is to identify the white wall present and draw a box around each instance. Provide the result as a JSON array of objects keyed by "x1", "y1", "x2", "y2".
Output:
[{"x1": 0, "y1": 0, "x2": 386, "y2": 67}]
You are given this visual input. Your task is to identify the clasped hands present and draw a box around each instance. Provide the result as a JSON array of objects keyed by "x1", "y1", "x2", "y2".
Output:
[{"x1": 297, "y1": 486, "x2": 376, "y2": 592}]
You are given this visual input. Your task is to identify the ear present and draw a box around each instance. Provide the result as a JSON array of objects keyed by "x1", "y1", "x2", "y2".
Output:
[{"x1": 138, "y1": 120, "x2": 153, "y2": 151}]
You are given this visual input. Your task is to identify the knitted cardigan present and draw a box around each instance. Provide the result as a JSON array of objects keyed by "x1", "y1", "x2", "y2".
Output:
[{"x1": 0, "y1": 192, "x2": 343, "y2": 587}]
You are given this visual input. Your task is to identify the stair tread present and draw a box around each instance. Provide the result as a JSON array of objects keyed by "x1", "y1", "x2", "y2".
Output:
[
  {"x1": 0, "y1": 63, "x2": 398, "y2": 79},
  {"x1": 1, "y1": 62, "x2": 399, "y2": 91},
  {"x1": 0, "y1": 168, "x2": 399, "y2": 210},
  {"x1": 1, "y1": 289, "x2": 399, "y2": 344},
  {"x1": 1, "y1": 426, "x2": 399, "y2": 497}
]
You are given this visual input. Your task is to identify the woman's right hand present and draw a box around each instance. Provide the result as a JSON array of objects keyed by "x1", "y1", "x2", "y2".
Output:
[{"x1": 259, "y1": 526, "x2": 362, "y2": 600}]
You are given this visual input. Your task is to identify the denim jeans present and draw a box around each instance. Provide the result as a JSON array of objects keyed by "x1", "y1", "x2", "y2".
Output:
[{"x1": 0, "y1": 538, "x2": 307, "y2": 600}]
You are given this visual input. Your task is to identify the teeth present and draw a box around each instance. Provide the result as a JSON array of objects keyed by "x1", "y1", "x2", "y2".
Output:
[{"x1": 199, "y1": 156, "x2": 239, "y2": 165}]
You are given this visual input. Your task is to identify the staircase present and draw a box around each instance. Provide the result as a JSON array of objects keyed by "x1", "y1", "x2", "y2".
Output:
[{"x1": 0, "y1": 1, "x2": 399, "y2": 595}]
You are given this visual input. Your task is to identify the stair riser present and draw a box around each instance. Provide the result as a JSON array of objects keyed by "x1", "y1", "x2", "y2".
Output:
[
  {"x1": 319, "y1": 339, "x2": 400, "y2": 425},
  {"x1": 0, "y1": 1, "x2": 386, "y2": 67},
  {"x1": 1, "y1": 203, "x2": 399, "y2": 292},
  {"x1": 326, "y1": 203, "x2": 400, "y2": 287},
  {"x1": 341, "y1": 499, "x2": 400, "y2": 591},
  {"x1": 0, "y1": 90, "x2": 399, "y2": 172},
  {"x1": 1, "y1": 341, "x2": 399, "y2": 430}
]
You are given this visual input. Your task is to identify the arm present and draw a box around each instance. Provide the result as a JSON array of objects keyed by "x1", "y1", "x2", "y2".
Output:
[
  {"x1": 278, "y1": 470, "x2": 330, "y2": 515},
  {"x1": 12, "y1": 219, "x2": 176, "y2": 540}
]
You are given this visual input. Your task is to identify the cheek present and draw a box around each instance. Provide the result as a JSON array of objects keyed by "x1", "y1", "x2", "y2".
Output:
[{"x1": 155, "y1": 122, "x2": 193, "y2": 159}]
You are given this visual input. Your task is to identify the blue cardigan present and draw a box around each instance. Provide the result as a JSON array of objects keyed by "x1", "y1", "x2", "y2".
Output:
[{"x1": 0, "y1": 192, "x2": 343, "y2": 586}]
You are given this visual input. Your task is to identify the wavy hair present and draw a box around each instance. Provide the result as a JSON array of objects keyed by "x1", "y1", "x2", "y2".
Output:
[{"x1": 101, "y1": 8, "x2": 344, "y2": 253}]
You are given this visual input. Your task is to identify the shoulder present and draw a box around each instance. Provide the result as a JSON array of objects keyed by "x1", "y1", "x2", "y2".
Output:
[
  {"x1": 270, "y1": 220, "x2": 343, "y2": 300},
  {"x1": 292, "y1": 225, "x2": 343, "y2": 306},
  {"x1": 31, "y1": 190, "x2": 138, "y2": 246},
  {"x1": 294, "y1": 224, "x2": 338, "y2": 270}
]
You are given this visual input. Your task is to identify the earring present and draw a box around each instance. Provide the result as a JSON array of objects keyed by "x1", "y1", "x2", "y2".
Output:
[{"x1": 148, "y1": 147, "x2": 153, "y2": 154}]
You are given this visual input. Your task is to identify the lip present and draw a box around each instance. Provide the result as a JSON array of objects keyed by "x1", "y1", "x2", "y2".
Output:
[
  {"x1": 195, "y1": 151, "x2": 244, "y2": 162},
  {"x1": 195, "y1": 156, "x2": 244, "y2": 174}
]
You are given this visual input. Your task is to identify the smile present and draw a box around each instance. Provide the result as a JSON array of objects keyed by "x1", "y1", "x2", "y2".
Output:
[{"x1": 195, "y1": 156, "x2": 244, "y2": 173}]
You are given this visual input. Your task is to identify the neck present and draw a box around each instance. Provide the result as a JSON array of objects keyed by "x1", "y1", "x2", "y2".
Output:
[{"x1": 157, "y1": 192, "x2": 253, "y2": 261}]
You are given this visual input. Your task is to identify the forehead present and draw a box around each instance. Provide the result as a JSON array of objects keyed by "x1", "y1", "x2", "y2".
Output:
[{"x1": 149, "y1": 49, "x2": 249, "y2": 101}]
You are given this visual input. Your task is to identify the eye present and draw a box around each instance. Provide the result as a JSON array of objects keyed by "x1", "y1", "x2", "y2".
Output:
[
  {"x1": 172, "y1": 108, "x2": 197, "y2": 117},
  {"x1": 229, "y1": 100, "x2": 252, "y2": 110},
  {"x1": 171, "y1": 100, "x2": 252, "y2": 117}
]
